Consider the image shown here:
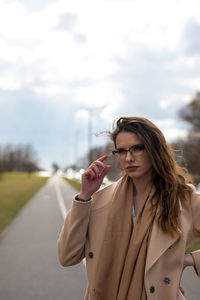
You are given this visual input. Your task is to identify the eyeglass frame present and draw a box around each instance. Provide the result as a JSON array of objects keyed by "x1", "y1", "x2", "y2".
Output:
[{"x1": 112, "y1": 144, "x2": 145, "y2": 157}]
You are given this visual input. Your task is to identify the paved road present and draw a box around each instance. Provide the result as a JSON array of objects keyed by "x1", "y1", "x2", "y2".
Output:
[
  {"x1": 0, "y1": 175, "x2": 199, "y2": 300},
  {"x1": 0, "y1": 175, "x2": 87, "y2": 300},
  {"x1": 181, "y1": 266, "x2": 200, "y2": 300}
]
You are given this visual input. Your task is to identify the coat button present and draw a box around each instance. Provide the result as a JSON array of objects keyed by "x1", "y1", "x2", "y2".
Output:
[
  {"x1": 150, "y1": 286, "x2": 155, "y2": 293},
  {"x1": 88, "y1": 252, "x2": 94, "y2": 258},
  {"x1": 164, "y1": 277, "x2": 170, "y2": 284}
]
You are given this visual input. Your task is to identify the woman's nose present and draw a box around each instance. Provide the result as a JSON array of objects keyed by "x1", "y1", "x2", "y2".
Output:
[{"x1": 125, "y1": 151, "x2": 135, "y2": 161}]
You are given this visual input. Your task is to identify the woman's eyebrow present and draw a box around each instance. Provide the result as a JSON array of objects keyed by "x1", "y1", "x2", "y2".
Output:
[{"x1": 116, "y1": 144, "x2": 142, "y2": 149}]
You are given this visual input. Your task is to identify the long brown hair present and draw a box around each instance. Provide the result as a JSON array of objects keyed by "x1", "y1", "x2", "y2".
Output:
[{"x1": 110, "y1": 116, "x2": 193, "y2": 234}]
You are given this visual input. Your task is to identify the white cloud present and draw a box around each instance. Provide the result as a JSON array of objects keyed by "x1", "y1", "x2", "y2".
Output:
[
  {"x1": 176, "y1": 77, "x2": 200, "y2": 91},
  {"x1": 0, "y1": 1, "x2": 58, "y2": 39},
  {"x1": 163, "y1": 128, "x2": 188, "y2": 142},
  {"x1": 0, "y1": 0, "x2": 200, "y2": 96},
  {"x1": 0, "y1": 72, "x2": 21, "y2": 91},
  {"x1": 159, "y1": 93, "x2": 192, "y2": 111},
  {"x1": 153, "y1": 118, "x2": 188, "y2": 142},
  {"x1": 75, "y1": 109, "x2": 90, "y2": 121},
  {"x1": 166, "y1": 56, "x2": 198, "y2": 72},
  {"x1": 100, "y1": 103, "x2": 123, "y2": 123},
  {"x1": 181, "y1": 18, "x2": 200, "y2": 56},
  {"x1": 75, "y1": 81, "x2": 124, "y2": 113},
  {"x1": 160, "y1": 100, "x2": 170, "y2": 110},
  {"x1": 153, "y1": 118, "x2": 176, "y2": 129},
  {"x1": 33, "y1": 85, "x2": 69, "y2": 97}
]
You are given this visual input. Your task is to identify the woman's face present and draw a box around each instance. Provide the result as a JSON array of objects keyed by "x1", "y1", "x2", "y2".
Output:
[{"x1": 115, "y1": 131, "x2": 153, "y2": 181}]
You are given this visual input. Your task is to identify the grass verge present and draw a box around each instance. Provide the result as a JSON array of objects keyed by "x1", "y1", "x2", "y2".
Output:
[
  {"x1": 0, "y1": 172, "x2": 49, "y2": 233},
  {"x1": 186, "y1": 238, "x2": 200, "y2": 253},
  {"x1": 64, "y1": 177, "x2": 81, "y2": 191}
]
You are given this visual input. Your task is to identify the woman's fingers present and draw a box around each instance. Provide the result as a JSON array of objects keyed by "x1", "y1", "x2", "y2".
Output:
[
  {"x1": 82, "y1": 154, "x2": 111, "y2": 181},
  {"x1": 97, "y1": 154, "x2": 109, "y2": 162},
  {"x1": 84, "y1": 164, "x2": 104, "y2": 181},
  {"x1": 84, "y1": 168, "x2": 96, "y2": 180},
  {"x1": 94, "y1": 155, "x2": 110, "y2": 169},
  {"x1": 179, "y1": 286, "x2": 185, "y2": 295},
  {"x1": 99, "y1": 164, "x2": 111, "y2": 179},
  {"x1": 88, "y1": 155, "x2": 110, "y2": 178},
  {"x1": 90, "y1": 163, "x2": 100, "y2": 176},
  {"x1": 80, "y1": 155, "x2": 111, "y2": 196}
]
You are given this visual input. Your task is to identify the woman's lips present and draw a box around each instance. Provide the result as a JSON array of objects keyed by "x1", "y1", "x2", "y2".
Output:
[{"x1": 126, "y1": 166, "x2": 138, "y2": 171}]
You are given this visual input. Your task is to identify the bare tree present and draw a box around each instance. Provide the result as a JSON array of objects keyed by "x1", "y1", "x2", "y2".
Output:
[
  {"x1": 178, "y1": 92, "x2": 200, "y2": 183},
  {"x1": 52, "y1": 162, "x2": 60, "y2": 173},
  {"x1": 179, "y1": 92, "x2": 200, "y2": 132},
  {"x1": 0, "y1": 144, "x2": 40, "y2": 175}
]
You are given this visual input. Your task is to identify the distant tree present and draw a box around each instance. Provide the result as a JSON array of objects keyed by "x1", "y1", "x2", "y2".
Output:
[
  {"x1": 22, "y1": 144, "x2": 40, "y2": 174},
  {"x1": 181, "y1": 137, "x2": 200, "y2": 176},
  {"x1": 179, "y1": 92, "x2": 200, "y2": 132},
  {"x1": 52, "y1": 162, "x2": 60, "y2": 173},
  {"x1": 178, "y1": 92, "x2": 200, "y2": 182},
  {"x1": 0, "y1": 144, "x2": 40, "y2": 175}
]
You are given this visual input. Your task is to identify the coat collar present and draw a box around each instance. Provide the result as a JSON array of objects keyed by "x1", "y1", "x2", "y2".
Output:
[{"x1": 145, "y1": 198, "x2": 182, "y2": 273}]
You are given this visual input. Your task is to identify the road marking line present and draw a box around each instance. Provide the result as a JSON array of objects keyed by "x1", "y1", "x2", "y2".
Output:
[{"x1": 54, "y1": 179, "x2": 67, "y2": 220}]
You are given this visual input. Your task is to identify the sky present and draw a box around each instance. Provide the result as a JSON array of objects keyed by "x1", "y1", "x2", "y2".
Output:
[{"x1": 0, "y1": 0, "x2": 200, "y2": 170}]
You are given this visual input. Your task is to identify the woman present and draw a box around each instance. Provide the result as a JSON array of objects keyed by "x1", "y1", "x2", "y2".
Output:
[{"x1": 58, "y1": 117, "x2": 200, "y2": 300}]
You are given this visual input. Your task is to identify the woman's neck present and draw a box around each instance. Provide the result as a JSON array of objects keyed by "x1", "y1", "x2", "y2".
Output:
[{"x1": 132, "y1": 175, "x2": 152, "y2": 197}]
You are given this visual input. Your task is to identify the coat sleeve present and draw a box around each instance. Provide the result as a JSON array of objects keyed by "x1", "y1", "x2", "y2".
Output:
[
  {"x1": 57, "y1": 198, "x2": 92, "y2": 267},
  {"x1": 190, "y1": 189, "x2": 200, "y2": 276}
]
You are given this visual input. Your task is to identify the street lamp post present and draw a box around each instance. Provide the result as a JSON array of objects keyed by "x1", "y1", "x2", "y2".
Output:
[
  {"x1": 74, "y1": 130, "x2": 79, "y2": 169},
  {"x1": 88, "y1": 110, "x2": 93, "y2": 165}
]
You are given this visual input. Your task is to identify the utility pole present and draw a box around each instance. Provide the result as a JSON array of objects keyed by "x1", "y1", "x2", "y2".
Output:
[
  {"x1": 74, "y1": 130, "x2": 79, "y2": 169},
  {"x1": 88, "y1": 110, "x2": 93, "y2": 165}
]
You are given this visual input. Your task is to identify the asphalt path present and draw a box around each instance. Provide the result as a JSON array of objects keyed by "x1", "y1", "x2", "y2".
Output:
[
  {"x1": 0, "y1": 175, "x2": 199, "y2": 300},
  {"x1": 181, "y1": 266, "x2": 200, "y2": 300},
  {"x1": 0, "y1": 175, "x2": 87, "y2": 300}
]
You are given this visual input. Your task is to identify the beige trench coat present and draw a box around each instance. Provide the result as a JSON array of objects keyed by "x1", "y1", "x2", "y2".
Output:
[{"x1": 57, "y1": 181, "x2": 200, "y2": 300}]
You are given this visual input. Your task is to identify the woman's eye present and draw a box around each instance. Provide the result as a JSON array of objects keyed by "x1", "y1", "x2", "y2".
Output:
[
  {"x1": 118, "y1": 149, "x2": 126, "y2": 154},
  {"x1": 133, "y1": 146, "x2": 140, "y2": 151},
  {"x1": 131, "y1": 145, "x2": 143, "y2": 152}
]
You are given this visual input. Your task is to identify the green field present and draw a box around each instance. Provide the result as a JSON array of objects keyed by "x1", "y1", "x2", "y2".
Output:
[
  {"x1": 186, "y1": 238, "x2": 200, "y2": 253},
  {"x1": 0, "y1": 172, "x2": 49, "y2": 233},
  {"x1": 64, "y1": 177, "x2": 81, "y2": 191}
]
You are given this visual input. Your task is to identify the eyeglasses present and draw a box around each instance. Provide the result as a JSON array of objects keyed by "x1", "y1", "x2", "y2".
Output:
[{"x1": 112, "y1": 144, "x2": 145, "y2": 158}]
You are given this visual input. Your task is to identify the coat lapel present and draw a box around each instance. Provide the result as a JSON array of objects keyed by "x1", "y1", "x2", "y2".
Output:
[{"x1": 145, "y1": 199, "x2": 182, "y2": 273}]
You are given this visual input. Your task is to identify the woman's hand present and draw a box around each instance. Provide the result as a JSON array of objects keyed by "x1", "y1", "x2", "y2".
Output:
[
  {"x1": 179, "y1": 253, "x2": 195, "y2": 295},
  {"x1": 78, "y1": 154, "x2": 111, "y2": 200},
  {"x1": 182, "y1": 253, "x2": 195, "y2": 270}
]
